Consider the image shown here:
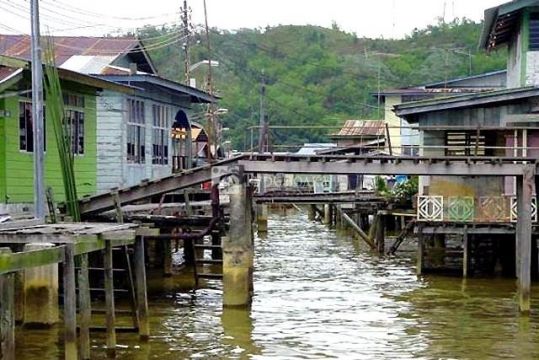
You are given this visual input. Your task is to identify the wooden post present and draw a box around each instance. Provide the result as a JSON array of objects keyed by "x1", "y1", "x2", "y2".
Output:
[
  {"x1": 134, "y1": 236, "x2": 150, "y2": 341},
  {"x1": 63, "y1": 244, "x2": 77, "y2": 359},
  {"x1": 307, "y1": 205, "x2": 316, "y2": 221},
  {"x1": 163, "y1": 239, "x2": 173, "y2": 277},
  {"x1": 323, "y1": 204, "x2": 331, "y2": 225},
  {"x1": 223, "y1": 180, "x2": 254, "y2": 307},
  {"x1": 77, "y1": 253, "x2": 91, "y2": 359},
  {"x1": 517, "y1": 166, "x2": 534, "y2": 314},
  {"x1": 376, "y1": 213, "x2": 385, "y2": 255},
  {"x1": 0, "y1": 248, "x2": 15, "y2": 360},
  {"x1": 417, "y1": 225, "x2": 424, "y2": 276},
  {"x1": 462, "y1": 226, "x2": 469, "y2": 278},
  {"x1": 104, "y1": 241, "x2": 116, "y2": 357}
]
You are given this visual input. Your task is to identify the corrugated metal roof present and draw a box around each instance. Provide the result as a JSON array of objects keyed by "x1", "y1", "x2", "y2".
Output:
[
  {"x1": 332, "y1": 120, "x2": 385, "y2": 138},
  {"x1": 0, "y1": 35, "x2": 155, "y2": 73},
  {"x1": 395, "y1": 86, "x2": 539, "y2": 117},
  {"x1": 0, "y1": 66, "x2": 20, "y2": 83}
]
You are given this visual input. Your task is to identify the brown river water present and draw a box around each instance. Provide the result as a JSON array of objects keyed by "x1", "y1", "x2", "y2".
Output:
[{"x1": 16, "y1": 213, "x2": 539, "y2": 359}]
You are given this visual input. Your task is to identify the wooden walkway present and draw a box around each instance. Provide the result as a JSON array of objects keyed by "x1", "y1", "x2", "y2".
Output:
[{"x1": 0, "y1": 222, "x2": 149, "y2": 359}]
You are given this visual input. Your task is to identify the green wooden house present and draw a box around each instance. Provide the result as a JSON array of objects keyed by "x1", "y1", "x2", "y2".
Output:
[{"x1": 0, "y1": 56, "x2": 132, "y2": 213}]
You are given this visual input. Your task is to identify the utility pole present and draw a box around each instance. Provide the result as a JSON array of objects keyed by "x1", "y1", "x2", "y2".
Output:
[
  {"x1": 203, "y1": 0, "x2": 218, "y2": 160},
  {"x1": 181, "y1": 0, "x2": 191, "y2": 85},
  {"x1": 258, "y1": 73, "x2": 268, "y2": 153},
  {"x1": 31, "y1": 0, "x2": 45, "y2": 220}
]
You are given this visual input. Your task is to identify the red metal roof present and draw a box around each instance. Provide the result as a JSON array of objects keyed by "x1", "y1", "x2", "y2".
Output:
[
  {"x1": 0, "y1": 66, "x2": 20, "y2": 83},
  {"x1": 0, "y1": 35, "x2": 147, "y2": 70},
  {"x1": 332, "y1": 120, "x2": 386, "y2": 138}
]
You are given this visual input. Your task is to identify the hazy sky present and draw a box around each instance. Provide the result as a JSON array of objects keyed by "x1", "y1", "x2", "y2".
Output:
[{"x1": 1, "y1": 0, "x2": 506, "y2": 38}]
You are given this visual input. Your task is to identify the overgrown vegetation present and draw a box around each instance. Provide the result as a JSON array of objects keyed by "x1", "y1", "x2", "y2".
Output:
[{"x1": 136, "y1": 18, "x2": 506, "y2": 149}]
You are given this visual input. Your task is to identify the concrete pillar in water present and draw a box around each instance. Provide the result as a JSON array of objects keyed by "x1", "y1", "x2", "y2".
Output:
[
  {"x1": 23, "y1": 243, "x2": 59, "y2": 327},
  {"x1": 517, "y1": 166, "x2": 534, "y2": 314},
  {"x1": 223, "y1": 182, "x2": 254, "y2": 307},
  {"x1": 0, "y1": 248, "x2": 15, "y2": 360},
  {"x1": 257, "y1": 204, "x2": 268, "y2": 233}
]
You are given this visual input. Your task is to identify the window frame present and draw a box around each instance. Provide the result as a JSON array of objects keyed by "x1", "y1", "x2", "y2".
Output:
[
  {"x1": 152, "y1": 104, "x2": 170, "y2": 166},
  {"x1": 63, "y1": 93, "x2": 86, "y2": 155},
  {"x1": 127, "y1": 99, "x2": 146, "y2": 164},
  {"x1": 19, "y1": 100, "x2": 46, "y2": 153}
]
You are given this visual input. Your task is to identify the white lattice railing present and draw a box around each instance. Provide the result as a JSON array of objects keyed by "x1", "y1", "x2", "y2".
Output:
[{"x1": 417, "y1": 195, "x2": 537, "y2": 223}]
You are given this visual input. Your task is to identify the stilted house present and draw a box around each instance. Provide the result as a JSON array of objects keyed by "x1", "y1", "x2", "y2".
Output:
[
  {"x1": 0, "y1": 55, "x2": 132, "y2": 213},
  {"x1": 0, "y1": 35, "x2": 217, "y2": 194},
  {"x1": 377, "y1": 71, "x2": 507, "y2": 155},
  {"x1": 393, "y1": 0, "x2": 539, "y2": 275}
]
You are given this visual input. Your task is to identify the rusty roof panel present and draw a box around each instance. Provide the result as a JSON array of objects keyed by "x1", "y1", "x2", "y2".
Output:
[
  {"x1": 333, "y1": 120, "x2": 386, "y2": 137},
  {"x1": 0, "y1": 66, "x2": 19, "y2": 83},
  {"x1": 0, "y1": 35, "x2": 139, "y2": 67}
]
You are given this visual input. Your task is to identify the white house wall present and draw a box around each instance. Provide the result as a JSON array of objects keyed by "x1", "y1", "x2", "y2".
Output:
[
  {"x1": 96, "y1": 90, "x2": 125, "y2": 193},
  {"x1": 97, "y1": 90, "x2": 190, "y2": 193}
]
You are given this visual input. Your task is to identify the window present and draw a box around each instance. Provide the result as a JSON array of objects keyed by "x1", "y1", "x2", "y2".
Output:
[
  {"x1": 530, "y1": 13, "x2": 539, "y2": 51},
  {"x1": 63, "y1": 94, "x2": 85, "y2": 155},
  {"x1": 19, "y1": 102, "x2": 46, "y2": 152},
  {"x1": 401, "y1": 145, "x2": 420, "y2": 156},
  {"x1": 127, "y1": 99, "x2": 145, "y2": 163},
  {"x1": 152, "y1": 105, "x2": 169, "y2": 165},
  {"x1": 445, "y1": 131, "x2": 486, "y2": 156}
]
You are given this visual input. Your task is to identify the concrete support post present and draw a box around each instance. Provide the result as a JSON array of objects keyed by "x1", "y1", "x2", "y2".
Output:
[
  {"x1": 257, "y1": 204, "x2": 268, "y2": 233},
  {"x1": 23, "y1": 243, "x2": 58, "y2": 326},
  {"x1": 223, "y1": 181, "x2": 254, "y2": 307},
  {"x1": 63, "y1": 244, "x2": 77, "y2": 360},
  {"x1": 517, "y1": 167, "x2": 534, "y2": 314},
  {"x1": 134, "y1": 237, "x2": 150, "y2": 341},
  {"x1": 0, "y1": 248, "x2": 15, "y2": 360}
]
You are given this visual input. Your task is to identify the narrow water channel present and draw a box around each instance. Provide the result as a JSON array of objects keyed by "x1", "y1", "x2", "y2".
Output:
[{"x1": 17, "y1": 212, "x2": 539, "y2": 359}]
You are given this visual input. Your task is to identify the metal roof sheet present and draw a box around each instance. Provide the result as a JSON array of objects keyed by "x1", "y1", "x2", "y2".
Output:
[
  {"x1": 0, "y1": 35, "x2": 155, "y2": 73},
  {"x1": 332, "y1": 120, "x2": 385, "y2": 138}
]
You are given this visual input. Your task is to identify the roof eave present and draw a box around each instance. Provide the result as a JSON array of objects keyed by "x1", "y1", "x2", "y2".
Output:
[{"x1": 394, "y1": 87, "x2": 539, "y2": 117}]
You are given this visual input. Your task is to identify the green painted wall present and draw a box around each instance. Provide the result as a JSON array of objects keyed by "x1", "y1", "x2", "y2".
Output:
[
  {"x1": 0, "y1": 98, "x2": 6, "y2": 203},
  {"x1": 1, "y1": 82, "x2": 97, "y2": 204}
]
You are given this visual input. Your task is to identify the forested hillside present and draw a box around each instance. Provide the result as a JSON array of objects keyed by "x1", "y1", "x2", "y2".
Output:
[{"x1": 137, "y1": 19, "x2": 506, "y2": 149}]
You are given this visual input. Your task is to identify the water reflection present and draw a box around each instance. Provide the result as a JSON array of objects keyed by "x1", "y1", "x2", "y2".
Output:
[{"x1": 222, "y1": 307, "x2": 262, "y2": 358}]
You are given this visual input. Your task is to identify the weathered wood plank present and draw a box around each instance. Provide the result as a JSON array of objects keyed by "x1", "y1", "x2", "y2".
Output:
[
  {"x1": 104, "y1": 241, "x2": 116, "y2": 357},
  {"x1": 63, "y1": 244, "x2": 77, "y2": 359},
  {"x1": 0, "y1": 248, "x2": 15, "y2": 360},
  {"x1": 77, "y1": 254, "x2": 91, "y2": 359},
  {"x1": 0, "y1": 247, "x2": 64, "y2": 275},
  {"x1": 134, "y1": 237, "x2": 150, "y2": 341}
]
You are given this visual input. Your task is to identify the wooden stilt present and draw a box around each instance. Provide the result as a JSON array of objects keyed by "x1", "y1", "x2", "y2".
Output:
[
  {"x1": 517, "y1": 166, "x2": 534, "y2": 314},
  {"x1": 134, "y1": 237, "x2": 150, "y2": 341},
  {"x1": 63, "y1": 244, "x2": 77, "y2": 359},
  {"x1": 0, "y1": 248, "x2": 15, "y2": 360},
  {"x1": 77, "y1": 253, "x2": 91, "y2": 360},
  {"x1": 163, "y1": 240, "x2": 172, "y2": 277},
  {"x1": 417, "y1": 225, "x2": 424, "y2": 276},
  {"x1": 463, "y1": 226, "x2": 469, "y2": 278},
  {"x1": 376, "y1": 214, "x2": 385, "y2": 255},
  {"x1": 104, "y1": 241, "x2": 116, "y2": 357}
]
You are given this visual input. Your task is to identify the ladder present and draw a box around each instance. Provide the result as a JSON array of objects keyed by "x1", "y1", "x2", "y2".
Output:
[{"x1": 192, "y1": 230, "x2": 223, "y2": 287}]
